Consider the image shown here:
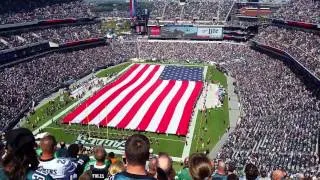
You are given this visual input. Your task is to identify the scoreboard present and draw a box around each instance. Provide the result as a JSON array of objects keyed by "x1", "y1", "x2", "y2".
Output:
[{"x1": 148, "y1": 25, "x2": 223, "y2": 40}]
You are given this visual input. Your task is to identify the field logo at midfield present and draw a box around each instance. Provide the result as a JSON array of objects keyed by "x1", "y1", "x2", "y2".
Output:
[{"x1": 75, "y1": 134, "x2": 125, "y2": 150}]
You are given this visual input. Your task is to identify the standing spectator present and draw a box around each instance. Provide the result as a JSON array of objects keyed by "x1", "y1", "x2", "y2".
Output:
[
  {"x1": 84, "y1": 146, "x2": 109, "y2": 180},
  {"x1": 177, "y1": 157, "x2": 192, "y2": 180},
  {"x1": 67, "y1": 144, "x2": 90, "y2": 179},
  {"x1": 108, "y1": 152, "x2": 117, "y2": 164},
  {"x1": 38, "y1": 135, "x2": 76, "y2": 179},
  {"x1": 113, "y1": 134, "x2": 156, "y2": 180},
  {"x1": 57, "y1": 141, "x2": 68, "y2": 158},
  {"x1": 158, "y1": 152, "x2": 176, "y2": 180},
  {"x1": 147, "y1": 157, "x2": 158, "y2": 178},
  {"x1": 212, "y1": 161, "x2": 227, "y2": 180},
  {"x1": 244, "y1": 164, "x2": 259, "y2": 180},
  {"x1": 108, "y1": 161, "x2": 125, "y2": 177},
  {"x1": 0, "y1": 128, "x2": 51, "y2": 180},
  {"x1": 189, "y1": 153, "x2": 213, "y2": 180}
]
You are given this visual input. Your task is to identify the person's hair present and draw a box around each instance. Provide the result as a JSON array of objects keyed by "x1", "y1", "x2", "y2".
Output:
[
  {"x1": 2, "y1": 138, "x2": 38, "y2": 179},
  {"x1": 79, "y1": 171, "x2": 91, "y2": 180},
  {"x1": 40, "y1": 135, "x2": 57, "y2": 154},
  {"x1": 227, "y1": 173, "x2": 239, "y2": 180},
  {"x1": 108, "y1": 152, "x2": 115, "y2": 158},
  {"x1": 244, "y1": 163, "x2": 259, "y2": 180},
  {"x1": 94, "y1": 146, "x2": 107, "y2": 163},
  {"x1": 125, "y1": 134, "x2": 150, "y2": 166},
  {"x1": 156, "y1": 167, "x2": 168, "y2": 180},
  {"x1": 189, "y1": 153, "x2": 212, "y2": 180},
  {"x1": 158, "y1": 152, "x2": 175, "y2": 180},
  {"x1": 67, "y1": 144, "x2": 80, "y2": 158},
  {"x1": 109, "y1": 161, "x2": 125, "y2": 176}
]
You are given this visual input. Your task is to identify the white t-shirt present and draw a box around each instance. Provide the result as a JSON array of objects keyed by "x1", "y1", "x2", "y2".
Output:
[{"x1": 38, "y1": 157, "x2": 76, "y2": 179}]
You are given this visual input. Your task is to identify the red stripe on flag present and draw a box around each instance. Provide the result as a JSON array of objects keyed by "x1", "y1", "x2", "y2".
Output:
[
  {"x1": 103, "y1": 65, "x2": 160, "y2": 126},
  {"x1": 177, "y1": 82, "x2": 203, "y2": 135},
  {"x1": 116, "y1": 80, "x2": 163, "y2": 129},
  {"x1": 80, "y1": 65, "x2": 150, "y2": 124},
  {"x1": 156, "y1": 81, "x2": 189, "y2": 133},
  {"x1": 63, "y1": 64, "x2": 139, "y2": 123},
  {"x1": 137, "y1": 80, "x2": 176, "y2": 131}
]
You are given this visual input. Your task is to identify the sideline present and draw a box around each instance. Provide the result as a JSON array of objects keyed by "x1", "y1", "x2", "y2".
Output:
[{"x1": 32, "y1": 63, "x2": 133, "y2": 135}]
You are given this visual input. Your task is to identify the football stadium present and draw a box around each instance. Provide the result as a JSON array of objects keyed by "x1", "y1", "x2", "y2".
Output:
[{"x1": 0, "y1": 0, "x2": 319, "y2": 179}]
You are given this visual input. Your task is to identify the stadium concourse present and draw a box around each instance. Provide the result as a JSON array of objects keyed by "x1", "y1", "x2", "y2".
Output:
[{"x1": 0, "y1": 0, "x2": 320, "y2": 179}]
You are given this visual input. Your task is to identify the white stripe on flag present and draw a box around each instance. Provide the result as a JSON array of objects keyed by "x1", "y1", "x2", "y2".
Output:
[
  {"x1": 146, "y1": 81, "x2": 182, "y2": 132},
  {"x1": 165, "y1": 81, "x2": 196, "y2": 134},
  {"x1": 71, "y1": 64, "x2": 146, "y2": 123},
  {"x1": 89, "y1": 65, "x2": 157, "y2": 125},
  {"x1": 125, "y1": 80, "x2": 170, "y2": 130},
  {"x1": 107, "y1": 66, "x2": 165, "y2": 127}
]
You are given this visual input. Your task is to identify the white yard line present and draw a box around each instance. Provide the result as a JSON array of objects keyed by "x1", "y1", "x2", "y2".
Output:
[{"x1": 181, "y1": 66, "x2": 208, "y2": 159}]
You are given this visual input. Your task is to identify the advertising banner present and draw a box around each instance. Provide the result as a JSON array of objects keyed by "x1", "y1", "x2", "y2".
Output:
[
  {"x1": 160, "y1": 25, "x2": 198, "y2": 39},
  {"x1": 197, "y1": 27, "x2": 223, "y2": 39}
]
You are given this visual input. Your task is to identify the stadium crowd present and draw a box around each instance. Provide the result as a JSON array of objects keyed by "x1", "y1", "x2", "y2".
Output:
[
  {"x1": 148, "y1": 0, "x2": 234, "y2": 21},
  {"x1": 0, "y1": 42, "x2": 135, "y2": 130},
  {"x1": 0, "y1": 0, "x2": 94, "y2": 24},
  {"x1": 271, "y1": 0, "x2": 320, "y2": 23},
  {"x1": 254, "y1": 25, "x2": 320, "y2": 78},
  {"x1": 137, "y1": 41, "x2": 320, "y2": 177},
  {"x1": 0, "y1": 128, "x2": 308, "y2": 180},
  {"x1": 0, "y1": 23, "x2": 103, "y2": 50}
]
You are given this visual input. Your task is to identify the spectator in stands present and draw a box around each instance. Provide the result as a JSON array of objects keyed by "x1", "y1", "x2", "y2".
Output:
[
  {"x1": 226, "y1": 163, "x2": 238, "y2": 180},
  {"x1": 0, "y1": 128, "x2": 51, "y2": 180},
  {"x1": 108, "y1": 152, "x2": 117, "y2": 164},
  {"x1": 108, "y1": 161, "x2": 125, "y2": 177},
  {"x1": 271, "y1": 170, "x2": 287, "y2": 180},
  {"x1": 113, "y1": 134, "x2": 156, "y2": 180},
  {"x1": 147, "y1": 157, "x2": 158, "y2": 178},
  {"x1": 67, "y1": 144, "x2": 90, "y2": 179},
  {"x1": 188, "y1": 153, "x2": 212, "y2": 180},
  {"x1": 158, "y1": 152, "x2": 175, "y2": 180},
  {"x1": 259, "y1": 170, "x2": 269, "y2": 180},
  {"x1": 177, "y1": 157, "x2": 192, "y2": 180},
  {"x1": 227, "y1": 174, "x2": 239, "y2": 180},
  {"x1": 244, "y1": 164, "x2": 259, "y2": 180},
  {"x1": 57, "y1": 141, "x2": 68, "y2": 157},
  {"x1": 83, "y1": 146, "x2": 109, "y2": 180},
  {"x1": 38, "y1": 135, "x2": 76, "y2": 179},
  {"x1": 212, "y1": 160, "x2": 227, "y2": 180}
]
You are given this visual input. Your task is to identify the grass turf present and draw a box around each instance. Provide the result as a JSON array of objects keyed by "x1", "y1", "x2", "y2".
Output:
[
  {"x1": 189, "y1": 65, "x2": 229, "y2": 155},
  {"x1": 26, "y1": 64, "x2": 229, "y2": 159},
  {"x1": 96, "y1": 62, "x2": 131, "y2": 78},
  {"x1": 22, "y1": 93, "x2": 75, "y2": 131}
]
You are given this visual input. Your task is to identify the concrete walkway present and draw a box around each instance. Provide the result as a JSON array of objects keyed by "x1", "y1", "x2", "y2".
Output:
[
  {"x1": 208, "y1": 76, "x2": 240, "y2": 159},
  {"x1": 181, "y1": 66, "x2": 208, "y2": 160}
]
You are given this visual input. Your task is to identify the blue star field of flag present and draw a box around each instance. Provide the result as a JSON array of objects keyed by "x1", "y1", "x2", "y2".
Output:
[{"x1": 160, "y1": 65, "x2": 203, "y2": 81}]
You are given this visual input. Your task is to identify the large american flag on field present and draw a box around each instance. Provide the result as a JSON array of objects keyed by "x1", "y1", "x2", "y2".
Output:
[{"x1": 63, "y1": 64, "x2": 203, "y2": 136}]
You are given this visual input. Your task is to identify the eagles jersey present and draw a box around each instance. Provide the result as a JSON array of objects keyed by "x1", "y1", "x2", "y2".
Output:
[
  {"x1": 38, "y1": 157, "x2": 76, "y2": 180},
  {"x1": 113, "y1": 171, "x2": 156, "y2": 180}
]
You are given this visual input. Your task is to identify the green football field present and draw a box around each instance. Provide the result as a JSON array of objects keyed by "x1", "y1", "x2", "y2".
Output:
[{"x1": 23, "y1": 62, "x2": 229, "y2": 161}]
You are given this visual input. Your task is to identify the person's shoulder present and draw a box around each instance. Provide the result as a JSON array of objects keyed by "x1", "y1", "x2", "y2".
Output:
[
  {"x1": 114, "y1": 171, "x2": 156, "y2": 180},
  {"x1": 212, "y1": 173, "x2": 227, "y2": 180},
  {"x1": 0, "y1": 168, "x2": 9, "y2": 180},
  {"x1": 26, "y1": 169, "x2": 54, "y2": 180}
]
